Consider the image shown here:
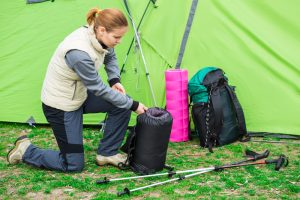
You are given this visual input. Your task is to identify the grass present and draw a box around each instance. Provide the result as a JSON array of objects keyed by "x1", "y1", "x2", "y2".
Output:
[{"x1": 0, "y1": 122, "x2": 299, "y2": 199}]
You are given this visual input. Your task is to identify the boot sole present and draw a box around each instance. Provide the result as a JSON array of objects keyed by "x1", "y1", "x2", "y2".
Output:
[
  {"x1": 96, "y1": 154, "x2": 128, "y2": 167},
  {"x1": 96, "y1": 159, "x2": 122, "y2": 167},
  {"x1": 7, "y1": 136, "x2": 28, "y2": 164},
  {"x1": 96, "y1": 160, "x2": 106, "y2": 166}
]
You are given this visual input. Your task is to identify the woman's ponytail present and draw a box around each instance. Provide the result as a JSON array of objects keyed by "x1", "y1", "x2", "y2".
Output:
[
  {"x1": 86, "y1": 8, "x2": 101, "y2": 25},
  {"x1": 86, "y1": 7, "x2": 128, "y2": 32}
]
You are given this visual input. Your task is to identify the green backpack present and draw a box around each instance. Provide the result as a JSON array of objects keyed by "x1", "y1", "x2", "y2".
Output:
[{"x1": 188, "y1": 67, "x2": 249, "y2": 152}]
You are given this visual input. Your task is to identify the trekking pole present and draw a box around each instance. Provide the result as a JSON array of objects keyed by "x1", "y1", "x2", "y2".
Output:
[
  {"x1": 123, "y1": 0, "x2": 157, "y2": 106},
  {"x1": 96, "y1": 149, "x2": 269, "y2": 184},
  {"x1": 97, "y1": 168, "x2": 211, "y2": 185},
  {"x1": 116, "y1": 154, "x2": 288, "y2": 196},
  {"x1": 117, "y1": 169, "x2": 212, "y2": 196}
]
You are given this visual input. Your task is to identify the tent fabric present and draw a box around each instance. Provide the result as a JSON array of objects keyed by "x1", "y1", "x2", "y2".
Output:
[{"x1": 0, "y1": 0, "x2": 299, "y2": 135}]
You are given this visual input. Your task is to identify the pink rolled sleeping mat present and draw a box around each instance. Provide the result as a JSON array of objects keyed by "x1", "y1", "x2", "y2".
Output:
[{"x1": 165, "y1": 69, "x2": 189, "y2": 142}]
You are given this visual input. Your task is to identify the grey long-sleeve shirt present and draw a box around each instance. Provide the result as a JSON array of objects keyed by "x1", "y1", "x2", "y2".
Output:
[{"x1": 65, "y1": 49, "x2": 139, "y2": 111}]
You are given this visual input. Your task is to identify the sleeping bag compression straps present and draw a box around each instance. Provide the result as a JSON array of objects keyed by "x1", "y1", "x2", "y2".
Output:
[{"x1": 175, "y1": 0, "x2": 199, "y2": 69}]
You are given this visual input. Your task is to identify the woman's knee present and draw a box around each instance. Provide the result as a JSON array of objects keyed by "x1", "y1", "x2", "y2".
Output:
[
  {"x1": 67, "y1": 162, "x2": 84, "y2": 172},
  {"x1": 64, "y1": 154, "x2": 85, "y2": 172}
]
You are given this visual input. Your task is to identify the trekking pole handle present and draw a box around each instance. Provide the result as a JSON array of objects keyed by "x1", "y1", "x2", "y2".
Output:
[
  {"x1": 253, "y1": 150, "x2": 270, "y2": 161},
  {"x1": 231, "y1": 149, "x2": 270, "y2": 165},
  {"x1": 96, "y1": 177, "x2": 109, "y2": 184},
  {"x1": 265, "y1": 154, "x2": 288, "y2": 171},
  {"x1": 117, "y1": 188, "x2": 130, "y2": 196}
]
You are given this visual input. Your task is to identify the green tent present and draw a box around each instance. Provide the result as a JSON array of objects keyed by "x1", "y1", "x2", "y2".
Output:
[{"x1": 0, "y1": 0, "x2": 299, "y2": 135}]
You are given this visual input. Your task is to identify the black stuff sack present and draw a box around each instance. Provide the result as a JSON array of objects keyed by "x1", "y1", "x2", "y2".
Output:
[{"x1": 121, "y1": 107, "x2": 173, "y2": 175}]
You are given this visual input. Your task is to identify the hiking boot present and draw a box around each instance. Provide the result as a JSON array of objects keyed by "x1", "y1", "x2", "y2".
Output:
[
  {"x1": 7, "y1": 135, "x2": 31, "y2": 164},
  {"x1": 96, "y1": 153, "x2": 127, "y2": 167}
]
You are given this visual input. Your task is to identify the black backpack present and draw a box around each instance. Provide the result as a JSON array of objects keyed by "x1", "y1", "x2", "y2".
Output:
[{"x1": 188, "y1": 67, "x2": 249, "y2": 152}]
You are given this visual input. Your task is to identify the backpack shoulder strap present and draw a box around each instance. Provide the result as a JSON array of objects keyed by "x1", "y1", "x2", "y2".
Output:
[
  {"x1": 202, "y1": 69, "x2": 225, "y2": 141},
  {"x1": 209, "y1": 86, "x2": 223, "y2": 136},
  {"x1": 224, "y1": 84, "x2": 249, "y2": 139}
]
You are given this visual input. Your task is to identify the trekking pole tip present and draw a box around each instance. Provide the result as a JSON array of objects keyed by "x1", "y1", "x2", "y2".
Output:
[
  {"x1": 117, "y1": 188, "x2": 130, "y2": 196},
  {"x1": 96, "y1": 177, "x2": 109, "y2": 184}
]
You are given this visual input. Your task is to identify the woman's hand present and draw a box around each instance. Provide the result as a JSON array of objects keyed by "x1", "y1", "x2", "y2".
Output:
[
  {"x1": 112, "y1": 83, "x2": 126, "y2": 95},
  {"x1": 135, "y1": 103, "x2": 148, "y2": 115}
]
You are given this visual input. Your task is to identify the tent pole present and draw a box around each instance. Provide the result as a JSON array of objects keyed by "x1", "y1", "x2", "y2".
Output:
[
  {"x1": 120, "y1": 0, "x2": 157, "y2": 74},
  {"x1": 123, "y1": 0, "x2": 158, "y2": 107},
  {"x1": 100, "y1": 0, "x2": 157, "y2": 132}
]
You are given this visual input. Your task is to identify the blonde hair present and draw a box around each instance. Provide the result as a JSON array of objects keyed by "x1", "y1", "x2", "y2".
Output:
[{"x1": 86, "y1": 8, "x2": 128, "y2": 32}]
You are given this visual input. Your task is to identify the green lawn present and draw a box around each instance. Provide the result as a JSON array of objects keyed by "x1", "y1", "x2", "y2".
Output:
[{"x1": 0, "y1": 122, "x2": 299, "y2": 199}]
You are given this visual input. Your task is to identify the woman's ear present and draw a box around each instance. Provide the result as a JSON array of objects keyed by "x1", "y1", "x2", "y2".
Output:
[{"x1": 97, "y1": 26, "x2": 106, "y2": 34}]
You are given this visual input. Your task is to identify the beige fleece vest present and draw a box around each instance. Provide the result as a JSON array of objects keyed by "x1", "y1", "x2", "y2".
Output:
[{"x1": 41, "y1": 25, "x2": 108, "y2": 111}]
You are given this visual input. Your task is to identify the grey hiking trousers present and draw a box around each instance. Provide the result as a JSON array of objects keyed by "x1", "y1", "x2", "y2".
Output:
[{"x1": 22, "y1": 91, "x2": 131, "y2": 172}]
